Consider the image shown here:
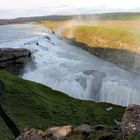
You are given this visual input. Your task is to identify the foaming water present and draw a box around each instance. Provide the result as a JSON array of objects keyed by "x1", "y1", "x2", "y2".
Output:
[{"x1": 0, "y1": 24, "x2": 140, "y2": 106}]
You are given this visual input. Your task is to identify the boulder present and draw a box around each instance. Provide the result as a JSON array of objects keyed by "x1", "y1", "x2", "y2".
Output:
[
  {"x1": 47, "y1": 125, "x2": 74, "y2": 140},
  {"x1": 122, "y1": 104, "x2": 140, "y2": 135},
  {"x1": 74, "y1": 124, "x2": 94, "y2": 133},
  {"x1": 0, "y1": 48, "x2": 32, "y2": 75},
  {"x1": 15, "y1": 124, "x2": 122, "y2": 140},
  {"x1": 16, "y1": 128, "x2": 47, "y2": 140}
]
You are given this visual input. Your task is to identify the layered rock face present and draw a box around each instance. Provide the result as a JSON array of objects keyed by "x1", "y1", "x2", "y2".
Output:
[
  {"x1": 70, "y1": 40, "x2": 140, "y2": 75},
  {"x1": 87, "y1": 48, "x2": 140, "y2": 75},
  {"x1": 122, "y1": 104, "x2": 140, "y2": 135},
  {"x1": 0, "y1": 48, "x2": 32, "y2": 75}
]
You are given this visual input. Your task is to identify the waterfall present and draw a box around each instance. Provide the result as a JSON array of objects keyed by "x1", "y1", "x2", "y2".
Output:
[
  {"x1": 99, "y1": 80, "x2": 140, "y2": 106},
  {"x1": 1, "y1": 24, "x2": 140, "y2": 107}
]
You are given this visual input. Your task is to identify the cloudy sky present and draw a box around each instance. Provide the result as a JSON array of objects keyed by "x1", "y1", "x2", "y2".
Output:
[{"x1": 0, "y1": 0, "x2": 140, "y2": 19}]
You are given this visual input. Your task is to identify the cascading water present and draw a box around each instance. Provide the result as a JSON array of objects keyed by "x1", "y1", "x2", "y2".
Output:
[
  {"x1": 0, "y1": 23, "x2": 140, "y2": 106},
  {"x1": 99, "y1": 80, "x2": 140, "y2": 106}
]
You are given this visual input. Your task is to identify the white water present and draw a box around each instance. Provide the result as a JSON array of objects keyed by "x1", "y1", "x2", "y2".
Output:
[{"x1": 0, "y1": 24, "x2": 140, "y2": 106}]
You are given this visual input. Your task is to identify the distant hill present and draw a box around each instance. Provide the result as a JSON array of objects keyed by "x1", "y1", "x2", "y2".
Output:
[{"x1": 1, "y1": 12, "x2": 140, "y2": 25}]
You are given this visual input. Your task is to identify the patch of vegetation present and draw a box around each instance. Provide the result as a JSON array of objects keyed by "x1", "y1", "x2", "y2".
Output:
[
  {"x1": 0, "y1": 70, "x2": 125, "y2": 139},
  {"x1": 34, "y1": 21, "x2": 65, "y2": 32},
  {"x1": 127, "y1": 134, "x2": 140, "y2": 140},
  {"x1": 38, "y1": 19, "x2": 140, "y2": 55},
  {"x1": 71, "y1": 26, "x2": 140, "y2": 54}
]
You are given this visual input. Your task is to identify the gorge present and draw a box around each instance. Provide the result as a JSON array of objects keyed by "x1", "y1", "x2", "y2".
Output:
[{"x1": 0, "y1": 23, "x2": 140, "y2": 106}]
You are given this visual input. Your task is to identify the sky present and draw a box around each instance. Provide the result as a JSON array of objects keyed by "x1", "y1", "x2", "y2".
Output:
[{"x1": 0, "y1": 0, "x2": 140, "y2": 19}]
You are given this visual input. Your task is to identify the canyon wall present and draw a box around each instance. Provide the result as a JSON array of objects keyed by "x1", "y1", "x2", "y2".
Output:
[{"x1": 69, "y1": 40, "x2": 140, "y2": 75}]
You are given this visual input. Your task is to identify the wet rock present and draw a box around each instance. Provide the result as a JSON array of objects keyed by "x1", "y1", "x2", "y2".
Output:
[
  {"x1": 0, "y1": 48, "x2": 32, "y2": 75},
  {"x1": 52, "y1": 42, "x2": 55, "y2": 46},
  {"x1": 75, "y1": 77, "x2": 87, "y2": 90},
  {"x1": 44, "y1": 35, "x2": 51, "y2": 41},
  {"x1": 83, "y1": 70, "x2": 106, "y2": 77},
  {"x1": 76, "y1": 70, "x2": 106, "y2": 92},
  {"x1": 36, "y1": 42, "x2": 39, "y2": 46},
  {"x1": 76, "y1": 70, "x2": 106, "y2": 100},
  {"x1": 122, "y1": 104, "x2": 140, "y2": 135}
]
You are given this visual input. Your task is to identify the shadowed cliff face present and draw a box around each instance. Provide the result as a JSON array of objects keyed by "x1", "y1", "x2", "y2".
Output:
[
  {"x1": 0, "y1": 48, "x2": 32, "y2": 75},
  {"x1": 68, "y1": 39, "x2": 140, "y2": 75},
  {"x1": 88, "y1": 48, "x2": 140, "y2": 75}
]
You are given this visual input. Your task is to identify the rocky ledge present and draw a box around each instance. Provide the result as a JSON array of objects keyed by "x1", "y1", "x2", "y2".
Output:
[
  {"x1": 122, "y1": 104, "x2": 140, "y2": 135},
  {"x1": 15, "y1": 104, "x2": 140, "y2": 140},
  {"x1": 0, "y1": 48, "x2": 32, "y2": 75},
  {"x1": 68, "y1": 40, "x2": 140, "y2": 75},
  {"x1": 16, "y1": 124, "x2": 115, "y2": 140}
]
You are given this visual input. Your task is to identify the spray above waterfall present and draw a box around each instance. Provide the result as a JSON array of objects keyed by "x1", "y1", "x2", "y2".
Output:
[{"x1": 0, "y1": 24, "x2": 140, "y2": 107}]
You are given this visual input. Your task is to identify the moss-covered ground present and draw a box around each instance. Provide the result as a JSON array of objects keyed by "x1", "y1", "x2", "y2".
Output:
[{"x1": 0, "y1": 70, "x2": 125, "y2": 139}]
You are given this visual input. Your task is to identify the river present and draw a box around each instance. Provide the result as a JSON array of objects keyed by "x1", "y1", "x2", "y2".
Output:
[{"x1": 0, "y1": 23, "x2": 140, "y2": 106}]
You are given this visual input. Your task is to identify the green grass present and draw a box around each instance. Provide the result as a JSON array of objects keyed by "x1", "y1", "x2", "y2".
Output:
[
  {"x1": 127, "y1": 134, "x2": 140, "y2": 140},
  {"x1": 74, "y1": 26, "x2": 134, "y2": 44},
  {"x1": 68, "y1": 26, "x2": 140, "y2": 54},
  {"x1": 38, "y1": 20, "x2": 140, "y2": 55},
  {"x1": 0, "y1": 70, "x2": 125, "y2": 139}
]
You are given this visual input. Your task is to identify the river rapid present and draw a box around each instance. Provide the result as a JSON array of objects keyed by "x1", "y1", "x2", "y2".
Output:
[{"x1": 0, "y1": 23, "x2": 140, "y2": 106}]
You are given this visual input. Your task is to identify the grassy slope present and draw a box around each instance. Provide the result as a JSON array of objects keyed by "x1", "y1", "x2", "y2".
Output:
[
  {"x1": 0, "y1": 70, "x2": 125, "y2": 139},
  {"x1": 69, "y1": 26, "x2": 140, "y2": 53},
  {"x1": 37, "y1": 17, "x2": 140, "y2": 55}
]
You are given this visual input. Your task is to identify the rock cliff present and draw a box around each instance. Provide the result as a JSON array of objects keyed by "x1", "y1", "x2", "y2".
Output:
[
  {"x1": 69, "y1": 40, "x2": 140, "y2": 75},
  {"x1": 122, "y1": 104, "x2": 140, "y2": 135},
  {"x1": 0, "y1": 48, "x2": 32, "y2": 75}
]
